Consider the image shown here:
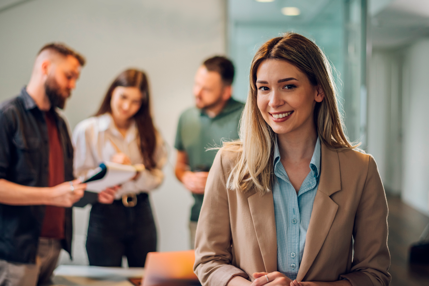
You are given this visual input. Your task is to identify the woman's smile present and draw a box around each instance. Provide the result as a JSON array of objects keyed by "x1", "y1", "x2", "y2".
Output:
[{"x1": 269, "y1": 111, "x2": 294, "y2": 122}]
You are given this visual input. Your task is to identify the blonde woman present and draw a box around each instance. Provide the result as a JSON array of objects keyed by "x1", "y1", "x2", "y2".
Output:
[{"x1": 194, "y1": 33, "x2": 390, "y2": 286}]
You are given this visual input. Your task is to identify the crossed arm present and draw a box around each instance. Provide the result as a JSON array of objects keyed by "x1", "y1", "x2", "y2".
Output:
[{"x1": 175, "y1": 150, "x2": 208, "y2": 194}]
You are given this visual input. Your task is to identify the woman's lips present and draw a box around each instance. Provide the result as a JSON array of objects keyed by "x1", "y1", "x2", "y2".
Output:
[{"x1": 269, "y1": 111, "x2": 294, "y2": 122}]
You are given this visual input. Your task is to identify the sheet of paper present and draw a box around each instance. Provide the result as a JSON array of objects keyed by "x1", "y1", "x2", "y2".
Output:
[{"x1": 85, "y1": 162, "x2": 137, "y2": 193}]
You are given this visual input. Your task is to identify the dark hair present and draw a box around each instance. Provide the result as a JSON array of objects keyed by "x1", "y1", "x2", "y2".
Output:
[
  {"x1": 38, "y1": 43, "x2": 86, "y2": 66},
  {"x1": 203, "y1": 56, "x2": 235, "y2": 86},
  {"x1": 95, "y1": 69, "x2": 157, "y2": 169}
]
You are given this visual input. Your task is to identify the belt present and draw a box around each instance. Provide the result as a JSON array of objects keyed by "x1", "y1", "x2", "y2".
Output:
[{"x1": 117, "y1": 193, "x2": 148, "y2": 207}]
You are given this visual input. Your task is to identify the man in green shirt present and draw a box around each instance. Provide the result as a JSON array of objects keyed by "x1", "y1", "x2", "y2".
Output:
[{"x1": 174, "y1": 56, "x2": 244, "y2": 248}]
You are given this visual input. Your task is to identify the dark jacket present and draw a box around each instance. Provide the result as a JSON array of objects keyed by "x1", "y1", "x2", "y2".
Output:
[{"x1": 0, "y1": 88, "x2": 74, "y2": 264}]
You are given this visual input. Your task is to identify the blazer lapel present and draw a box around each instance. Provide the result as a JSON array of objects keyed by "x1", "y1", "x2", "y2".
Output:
[
  {"x1": 297, "y1": 143, "x2": 341, "y2": 281},
  {"x1": 248, "y1": 190, "x2": 278, "y2": 273}
]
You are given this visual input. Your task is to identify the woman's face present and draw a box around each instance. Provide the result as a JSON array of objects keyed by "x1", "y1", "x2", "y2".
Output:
[
  {"x1": 110, "y1": 86, "x2": 144, "y2": 123},
  {"x1": 256, "y1": 59, "x2": 324, "y2": 138}
]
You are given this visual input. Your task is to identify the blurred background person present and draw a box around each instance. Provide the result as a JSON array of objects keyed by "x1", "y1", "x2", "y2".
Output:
[
  {"x1": 174, "y1": 56, "x2": 244, "y2": 249},
  {"x1": 73, "y1": 68, "x2": 167, "y2": 267},
  {"x1": 0, "y1": 43, "x2": 115, "y2": 286}
]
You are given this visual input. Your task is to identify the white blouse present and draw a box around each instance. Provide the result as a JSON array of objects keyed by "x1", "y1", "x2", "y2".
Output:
[{"x1": 72, "y1": 113, "x2": 167, "y2": 199}]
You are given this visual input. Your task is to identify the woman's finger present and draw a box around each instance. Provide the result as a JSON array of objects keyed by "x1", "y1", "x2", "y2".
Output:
[
  {"x1": 253, "y1": 272, "x2": 292, "y2": 286},
  {"x1": 253, "y1": 272, "x2": 268, "y2": 279},
  {"x1": 98, "y1": 191, "x2": 114, "y2": 204},
  {"x1": 104, "y1": 188, "x2": 117, "y2": 195},
  {"x1": 252, "y1": 274, "x2": 272, "y2": 286}
]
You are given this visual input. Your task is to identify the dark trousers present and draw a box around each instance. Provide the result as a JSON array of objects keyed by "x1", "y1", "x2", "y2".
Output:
[{"x1": 86, "y1": 193, "x2": 157, "y2": 267}]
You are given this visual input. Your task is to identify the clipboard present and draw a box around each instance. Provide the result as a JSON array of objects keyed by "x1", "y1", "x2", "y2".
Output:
[{"x1": 73, "y1": 162, "x2": 143, "y2": 207}]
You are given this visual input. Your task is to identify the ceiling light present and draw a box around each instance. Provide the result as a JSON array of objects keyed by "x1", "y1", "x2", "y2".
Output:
[
  {"x1": 256, "y1": 0, "x2": 275, "y2": 2},
  {"x1": 282, "y1": 7, "x2": 300, "y2": 16}
]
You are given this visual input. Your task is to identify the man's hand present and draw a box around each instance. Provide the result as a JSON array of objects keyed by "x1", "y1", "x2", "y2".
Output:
[
  {"x1": 98, "y1": 186, "x2": 119, "y2": 204},
  {"x1": 111, "y1": 153, "x2": 132, "y2": 165},
  {"x1": 182, "y1": 171, "x2": 208, "y2": 194},
  {"x1": 251, "y1": 272, "x2": 293, "y2": 286},
  {"x1": 46, "y1": 180, "x2": 85, "y2": 207}
]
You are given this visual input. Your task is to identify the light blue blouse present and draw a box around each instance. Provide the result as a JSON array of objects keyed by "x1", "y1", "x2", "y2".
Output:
[{"x1": 272, "y1": 137, "x2": 321, "y2": 280}]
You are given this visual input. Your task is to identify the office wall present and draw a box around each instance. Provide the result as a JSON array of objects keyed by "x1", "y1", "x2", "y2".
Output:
[
  {"x1": 367, "y1": 50, "x2": 402, "y2": 195},
  {"x1": 401, "y1": 39, "x2": 429, "y2": 215},
  {"x1": 0, "y1": 0, "x2": 226, "y2": 265},
  {"x1": 368, "y1": 40, "x2": 429, "y2": 216}
]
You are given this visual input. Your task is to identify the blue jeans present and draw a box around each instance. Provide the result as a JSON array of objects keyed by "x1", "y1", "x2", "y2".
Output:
[{"x1": 86, "y1": 193, "x2": 157, "y2": 267}]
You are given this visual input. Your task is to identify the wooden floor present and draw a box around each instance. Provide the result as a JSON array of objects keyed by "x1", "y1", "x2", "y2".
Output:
[{"x1": 387, "y1": 195, "x2": 429, "y2": 286}]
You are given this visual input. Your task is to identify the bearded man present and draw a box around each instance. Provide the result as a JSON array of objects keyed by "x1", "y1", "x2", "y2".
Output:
[
  {"x1": 0, "y1": 43, "x2": 116, "y2": 286},
  {"x1": 174, "y1": 56, "x2": 244, "y2": 249}
]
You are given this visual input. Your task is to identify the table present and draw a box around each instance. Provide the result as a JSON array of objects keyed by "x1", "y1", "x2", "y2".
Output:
[{"x1": 51, "y1": 265, "x2": 144, "y2": 286}]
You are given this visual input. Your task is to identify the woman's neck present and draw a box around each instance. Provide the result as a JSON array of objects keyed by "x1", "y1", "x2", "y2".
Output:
[
  {"x1": 112, "y1": 116, "x2": 132, "y2": 137},
  {"x1": 277, "y1": 126, "x2": 318, "y2": 164}
]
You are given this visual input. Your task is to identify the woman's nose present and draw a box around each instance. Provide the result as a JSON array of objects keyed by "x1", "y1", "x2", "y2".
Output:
[
  {"x1": 122, "y1": 101, "x2": 130, "y2": 110},
  {"x1": 268, "y1": 90, "x2": 284, "y2": 108}
]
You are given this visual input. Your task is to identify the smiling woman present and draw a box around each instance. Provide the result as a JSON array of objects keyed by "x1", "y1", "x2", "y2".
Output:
[{"x1": 193, "y1": 33, "x2": 391, "y2": 286}]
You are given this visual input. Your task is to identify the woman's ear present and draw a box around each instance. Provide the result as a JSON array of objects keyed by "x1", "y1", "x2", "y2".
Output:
[{"x1": 315, "y1": 85, "x2": 325, "y2": 103}]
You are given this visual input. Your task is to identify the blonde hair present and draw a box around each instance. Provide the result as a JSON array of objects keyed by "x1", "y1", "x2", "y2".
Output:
[{"x1": 223, "y1": 32, "x2": 355, "y2": 195}]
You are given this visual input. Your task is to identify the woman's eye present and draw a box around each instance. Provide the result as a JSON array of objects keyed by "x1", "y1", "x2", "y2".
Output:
[
  {"x1": 283, "y1": 84, "x2": 296, "y2": 90},
  {"x1": 258, "y1": 86, "x2": 269, "y2": 91}
]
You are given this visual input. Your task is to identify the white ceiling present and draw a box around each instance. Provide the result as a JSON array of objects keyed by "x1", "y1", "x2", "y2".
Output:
[
  {"x1": 228, "y1": 0, "x2": 338, "y2": 25},
  {"x1": 3, "y1": 0, "x2": 427, "y2": 49},
  {"x1": 390, "y1": 0, "x2": 429, "y2": 18},
  {"x1": 370, "y1": 0, "x2": 429, "y2": 48}
]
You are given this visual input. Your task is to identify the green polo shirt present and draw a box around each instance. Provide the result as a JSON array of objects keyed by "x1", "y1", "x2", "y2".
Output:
[{"x1": 175, "y1": 98, "x2": 244, "y2": 222}]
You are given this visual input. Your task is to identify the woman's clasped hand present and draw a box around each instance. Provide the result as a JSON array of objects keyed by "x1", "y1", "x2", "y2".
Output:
[
  {"x1": 251, "y1": 272, "x2": 292, "y2": 286},
  {"x1": 251, "y1": 272, "x2": 352, "y2": 286}
]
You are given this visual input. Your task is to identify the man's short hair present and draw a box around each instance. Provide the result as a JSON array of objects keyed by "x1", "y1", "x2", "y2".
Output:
[
  {"x1": 38, "y1": 43, "x2": 86, "y2": 66},
  {"x1": 203, "y1": 56, "x2": 234, "y2": 86}
]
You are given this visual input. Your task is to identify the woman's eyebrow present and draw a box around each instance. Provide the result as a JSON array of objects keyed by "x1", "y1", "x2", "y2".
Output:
[
  {"x1": 278, "y1": 77, "x2": 297, "y2": 83},
  {"x1": 256, "y1": 80, "x2": 268, "y2": 84},
  {"x1": 256, "y1": 77, "x2": 298, "y2": 84}
]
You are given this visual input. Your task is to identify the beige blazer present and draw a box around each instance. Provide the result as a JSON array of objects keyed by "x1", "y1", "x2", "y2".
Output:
[{"x1": 194, "y1": 142, "x2": 391, "y2": 286}]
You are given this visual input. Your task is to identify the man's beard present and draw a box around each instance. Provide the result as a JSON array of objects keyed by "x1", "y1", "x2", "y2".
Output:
[
  {"x1": 44, "y1": 77, "x2": 69, "y2": 110},
  {"x1": 196, "y1": 90, "x2": 225, "y2": 111},
  {"x1": 198, "y1": 96, "x2": 223, "y2": 111}
]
